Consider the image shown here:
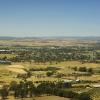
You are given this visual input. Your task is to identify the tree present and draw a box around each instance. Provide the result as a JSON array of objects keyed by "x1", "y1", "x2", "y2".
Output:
[
  {"x1": 0, "y1": 85, "x2": 9, "y2": 100},
  {"x1": 9, "y1": 81, "x2": 17, "y2": 91}
]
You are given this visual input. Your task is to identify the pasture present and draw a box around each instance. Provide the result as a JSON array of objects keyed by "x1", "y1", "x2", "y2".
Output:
[{"x1": 0, "y1": 61, "x2": 100, "y2": 84}]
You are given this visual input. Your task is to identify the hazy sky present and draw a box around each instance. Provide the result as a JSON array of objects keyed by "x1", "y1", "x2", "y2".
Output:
[{"x1": 0, "y1": 0, "x2": 100, "y2": 37}]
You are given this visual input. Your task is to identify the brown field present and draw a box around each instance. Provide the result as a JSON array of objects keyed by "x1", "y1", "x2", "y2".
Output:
[{"x1": 0, "y1": 39, "x2": 97, "y2": 46}]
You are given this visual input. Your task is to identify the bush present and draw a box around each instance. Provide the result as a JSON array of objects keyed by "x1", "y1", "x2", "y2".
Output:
[
  {"x1": 87, "y1": 68, "x2": 93, "y2": 73},
  {"x1": 46, "y1": 71, "x2": 54, "y2": 77},
  {"x1": 79, "y1": 67, "x2": 87, "y2": 72},
  {"x1": 56, "y1": 89, "x2": 78, "y2": 98},
  {"x1": 72, "y1": 66, "x2": 78, "y2": 71},
  {"x1": 78, "y1": 92, "x2": 92, "y2": 100}
]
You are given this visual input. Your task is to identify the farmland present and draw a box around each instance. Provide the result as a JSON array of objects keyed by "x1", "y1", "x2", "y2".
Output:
[{"x1": 0, "y1": 37, "x2": 100, "y2": 100}]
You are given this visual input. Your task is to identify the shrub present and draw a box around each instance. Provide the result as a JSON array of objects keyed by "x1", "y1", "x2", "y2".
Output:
[
  {"x1": 78, "y1": 92, "x2": 92, "y2": 100},
  {"x1": 46, "y1": 71, "x2": 54, "y2": 77},
  {"x1": 79, "y1": 67, "x2": 87, "y2": 72}
]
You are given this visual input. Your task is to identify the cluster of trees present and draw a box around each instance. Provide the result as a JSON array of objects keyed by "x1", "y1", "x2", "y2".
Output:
[
  {"x1": 0, "y1": 85, "x2": 9, "y2": 99},
  {"x1": 31, "y1": 48, "x2": 94, "y2": 63},
  {"x1": 0, "y1": 80, "x2": 92, "y2": 100},
  {"x1": 96, "y1": 52, "x2": 100, "y2": 59},
  {"x1": 4, "y1": 47, "x2": 91, "y2": 63},
  {"x1": 73, "y1": 67, "x2": 93, "y2": 73},
  {"x1": 0, "y1": 46, "x2": 99, "y2": 63},
  {"x1": 29, "y1": 67, "x2": 60, "y2": 71}
]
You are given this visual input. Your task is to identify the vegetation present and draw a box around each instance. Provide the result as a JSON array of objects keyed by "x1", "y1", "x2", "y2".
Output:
[
  {"x1": 0, "y1": 39, "x2": 99, "y2": 100},
  {"x1": 0, "y1": 80, "x2": 92, "y2": 100}
]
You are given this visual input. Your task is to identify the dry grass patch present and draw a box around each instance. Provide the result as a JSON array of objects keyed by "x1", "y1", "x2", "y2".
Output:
[{"x1": 7, "y1": 65, "x2": 27, "y2": 74}]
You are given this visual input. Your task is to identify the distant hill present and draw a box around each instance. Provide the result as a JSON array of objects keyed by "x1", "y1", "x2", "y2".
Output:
[
  {"x1": 0, "y1": 36, "x2": 17, "y2": 40},
  {"x1": 0, "y1": 36, "x2": 100, "y2": 41},
  {"x1": 0, "y1": 36, "x2": 39, "y2": 40}
]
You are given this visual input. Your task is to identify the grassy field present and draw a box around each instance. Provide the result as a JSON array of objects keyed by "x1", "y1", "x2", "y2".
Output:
[
  {"x1": 0, "y1": 61, "x2": 100, "y2": 84},
  {"x1": 0, "y1": 38, "x2": 99, "y2": 100},
  {"x1": 2, "y1": 96, "x2": 71, "y2": 100},
  {"x1": 0, "y1": 54, "x2": 16, "y2": 58},
  {"x1": 0, "y1": 39, "x2": 97, "y2": 46},
  {"x1": 0, "y1": 61, "x2": 100, "y2": 100}
]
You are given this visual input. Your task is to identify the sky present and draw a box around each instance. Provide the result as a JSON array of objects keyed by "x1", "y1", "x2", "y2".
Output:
[{"x1": 0, "y1": 0, "x2": 100, "y2": 37}]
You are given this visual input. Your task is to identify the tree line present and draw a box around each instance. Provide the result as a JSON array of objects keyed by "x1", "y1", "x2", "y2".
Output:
[{"x1": 0, "y1": 80, "x2": 92, "y2": 100}]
